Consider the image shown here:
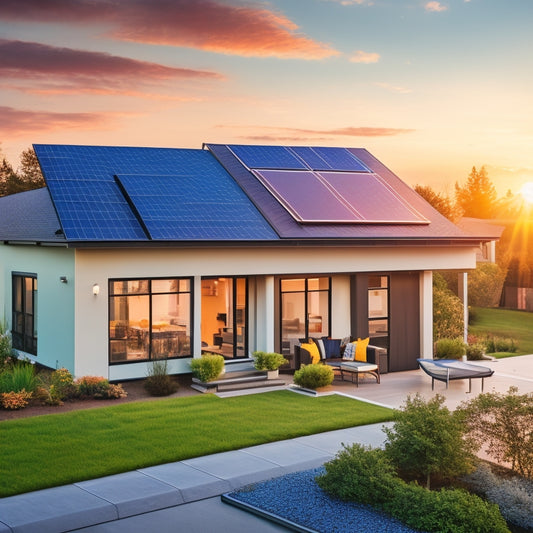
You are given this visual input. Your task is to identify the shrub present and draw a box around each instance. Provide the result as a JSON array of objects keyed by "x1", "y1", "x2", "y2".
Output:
[
  {"x1": 144, "y1": 359, "x2": 178, "y2": 396},
  {"x1": 316, "y1": 443, "x2": 398, "y2": 505},
  {"x1": 1, "y1": 389, "x2": 32, "y2": 409},
  {"x1": 50, "y1": 367, "x2": 77, "y2": 400},
  {"x1": 383, "y1": 393, "x2": 477, "y2": 489},
  {"x1": 0, "y1": 319, "x2": 12, "y2": 367},
  {"x1": 293, "y1": 364, "x2": 334, "y2": 390},
  {"x1": 252, "y1": 351, "x2": 288, "y2": 371},
  {"x1": 189, "y1": 353, "x2": 225, "y2": 382},
  {"x1": 462, "y1": 464, "x2": 533, "y2": 531},
  {"x1": 0, "y1": 361, "x2": 38, "y2": 394},
  {"x1": 465, "y1": 342, "x2": 485, "y2": 360},
  {"x1": 483, "y1": 336, "x2": 517, "y2": 354},
  {"x1": 459, "y1": 387, "x2": 533, "y2": 478},
  {"x1": 468, "y1": 263, "x2": 507, "y2": 308},
  {"x1": 433, "y1": 273, "x2": 464, "y2": 341},
  {"x1": 435, "y1": 337, "x2": 466, "y2": 359}
]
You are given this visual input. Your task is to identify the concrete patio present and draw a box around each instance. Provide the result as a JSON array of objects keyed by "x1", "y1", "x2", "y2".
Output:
[{"x1": 0, "y1": 355, "x2": 531, "y2": 532}]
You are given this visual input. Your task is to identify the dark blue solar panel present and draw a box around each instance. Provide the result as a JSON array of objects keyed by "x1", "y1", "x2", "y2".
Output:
[
  {"x1": 34, "y1": 144, "x2": 278, "y2": 241},
  {"x1": 320, "y1": 172, "x2": 427, "y2": 223},
  {"x1": 229, "y1": 145, "x2": 307, "y2": 170},
  {"x1": 116, "y1": 172, "x2": 277, "y2": 240},
  {"x1": 307, "y1": 147, "x2": 370, "y2": 172},
  {"x1": 254, "y1": 170, "x2": 360, "y2": 222}
]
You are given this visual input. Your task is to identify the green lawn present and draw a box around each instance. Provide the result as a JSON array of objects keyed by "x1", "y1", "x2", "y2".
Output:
[
  {"x1": 469, "y1": 306, "x2": 533, "y2": 356},
  {"x1": 0, "y1": 390, "x2": 392, "y2": 497}
]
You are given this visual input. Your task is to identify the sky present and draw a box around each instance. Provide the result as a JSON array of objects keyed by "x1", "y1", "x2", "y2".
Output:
[{"x1": 0, "y1": 0, "x2": 532, "y2": 196}]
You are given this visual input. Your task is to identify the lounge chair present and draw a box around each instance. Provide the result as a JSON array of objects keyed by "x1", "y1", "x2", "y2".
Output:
[{"x1": 417, "y1": 358, "x2": 494, "y2": 393}]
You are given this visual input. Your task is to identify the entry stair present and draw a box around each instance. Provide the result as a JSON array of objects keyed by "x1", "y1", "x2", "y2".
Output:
[{"x1": 191, "y1": 358, "x2": 287, "y2": 394}]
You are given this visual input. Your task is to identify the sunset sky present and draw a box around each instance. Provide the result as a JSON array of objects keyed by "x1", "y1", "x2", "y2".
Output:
[{"x1": 0, "y1": 0, "x2": 531, "y2": 195}]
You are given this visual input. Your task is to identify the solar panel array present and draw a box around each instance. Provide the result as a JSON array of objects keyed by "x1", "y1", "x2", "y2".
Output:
[
  {"x1": 34, "y1": 144, "x2": 278, "y2": 241},
  {"x1": 227, "y1": 145, "x2": 428, "y2": 225}
]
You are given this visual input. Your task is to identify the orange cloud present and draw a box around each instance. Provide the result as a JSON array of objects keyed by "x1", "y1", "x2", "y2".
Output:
[
  {"x1": 0, "y1": 1, "x2": 338, "y2": 60},
  {"x1": 425, "y1": 1, "x2": 448, "y2": 12},
  {"x1": 0, "y1": 39, "x2": 223, "y2": 96},
  {"x1": 0, "y1": 106, "x2": 114, "y2": 136},
  {"x1": 350, "y1": 50, "x2": 380, "y2": 63}
]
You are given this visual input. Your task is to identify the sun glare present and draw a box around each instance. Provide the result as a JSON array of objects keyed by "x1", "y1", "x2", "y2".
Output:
[{"x1": 520, "y1": 182, "x2": 533, "y2": 204}]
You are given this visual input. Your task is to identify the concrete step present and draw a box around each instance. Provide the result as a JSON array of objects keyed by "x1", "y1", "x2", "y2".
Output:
[{"x1": 216, "y1": 378, "x2": 286, "y2": 393}]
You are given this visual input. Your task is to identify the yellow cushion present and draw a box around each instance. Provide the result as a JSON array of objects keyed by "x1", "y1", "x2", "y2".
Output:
[
  {"x1": 301, "y1": 342, "x2": 321, "y2": 364},
  {"x1": 355, "y1": 337, "x2": 369, "y2": 362}
]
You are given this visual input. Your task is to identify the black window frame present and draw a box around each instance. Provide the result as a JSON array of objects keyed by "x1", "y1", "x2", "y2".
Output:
[
  {"x1": 108, "y1": 277, "x2": 193, "y2": 365},
  {"x1": 12, "y1": 272, "x2": 37, "y2": 356}
]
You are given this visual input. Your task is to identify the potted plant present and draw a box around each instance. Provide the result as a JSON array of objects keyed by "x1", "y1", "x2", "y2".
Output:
[{"x1": 252, "y1": 351, "x2": 288, "y2": 379}]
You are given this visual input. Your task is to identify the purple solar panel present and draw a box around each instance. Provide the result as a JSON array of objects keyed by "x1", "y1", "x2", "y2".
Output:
[
  {"x1": 253, "y1": 170, "x2": 361, "y2": 222},
  {"x1": 320, "y1": 172, "x2": 427, "y2": 223}
]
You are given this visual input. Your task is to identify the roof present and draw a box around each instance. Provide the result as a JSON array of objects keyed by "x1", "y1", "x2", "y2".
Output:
[
  {"x1": 0, "y1": 143, "x2": 489, "y2": 247},
  {"x1": 0, "y1": 187, "x2": 65, "y2": 243},
  {"x1": 456, "y1": 217, "x2": 505, "y2": 240}
]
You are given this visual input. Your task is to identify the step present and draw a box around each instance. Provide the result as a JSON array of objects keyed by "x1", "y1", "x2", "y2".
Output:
[{"x1": 216, "y1": 378, "x2": 286, "y2": 393}]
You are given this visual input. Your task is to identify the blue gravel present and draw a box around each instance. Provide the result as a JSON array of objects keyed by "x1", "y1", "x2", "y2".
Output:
[{"x1": 228, "y1": 467, "x2": 421, "y2": 533}]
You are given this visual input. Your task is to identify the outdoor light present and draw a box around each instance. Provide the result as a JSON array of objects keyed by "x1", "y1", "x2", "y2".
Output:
[
  {"x1": 60, "y1": 276, "x2": 68, "y2": 283},
  {"x1": 92, "y1": 283, "x2": 100, "y2": 296}
]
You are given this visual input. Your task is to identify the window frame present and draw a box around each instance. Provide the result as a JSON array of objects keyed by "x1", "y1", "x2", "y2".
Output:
[
  {"x1": 11, "y1": 272, "x2": 38, "y2": 356},
  {"x1": 108, "y1": 277, "x2": 193, "y2": 365}
]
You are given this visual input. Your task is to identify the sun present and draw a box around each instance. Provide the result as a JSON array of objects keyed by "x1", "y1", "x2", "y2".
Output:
[{"x1": 520, "y1": 182, "x2": 533, "y2": 204}]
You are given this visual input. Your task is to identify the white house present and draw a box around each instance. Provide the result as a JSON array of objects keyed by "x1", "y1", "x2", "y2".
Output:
[{"x1": 0, "y1": 143, "x2": 495, "y2": 380}]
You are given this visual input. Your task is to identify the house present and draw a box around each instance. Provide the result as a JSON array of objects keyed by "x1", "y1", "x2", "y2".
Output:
[{"x1": 0, "y1": 144, "x2": 492, "y2": 381}]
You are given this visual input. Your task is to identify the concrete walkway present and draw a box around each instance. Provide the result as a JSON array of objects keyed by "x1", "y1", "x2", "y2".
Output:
[{"x1": 1, "y1": 355, "x2": 532, "y2": 532}]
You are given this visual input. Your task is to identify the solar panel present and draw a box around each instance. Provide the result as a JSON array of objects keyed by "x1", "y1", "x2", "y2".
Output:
[
  {"x1": 291, "y1": 146, "x2": 370, "y2": 172},
  {"x1": 229, "y1": 145, "x2": 307, "y2": 170}
]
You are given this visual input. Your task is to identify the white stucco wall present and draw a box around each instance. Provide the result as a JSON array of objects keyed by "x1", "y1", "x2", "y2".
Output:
[{"x1": 73, "y1": 244, "x2": 477, "y2": 380}]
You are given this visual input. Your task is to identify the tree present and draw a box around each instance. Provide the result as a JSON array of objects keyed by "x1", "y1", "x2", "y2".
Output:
[
  {"x1": 468, "y1": 263, "x2": 507, "y2": 307},
  {"x1": 0, "y1": 157, "x2": 23, "y2": 196},
  {"x1": 455, "y1": 166, "x2": 497, "y2": 219},
  {"x1": 433, "y1": 272, "x2": 464, "y2": 341},
  {"x1": 17, "y1": 147, "x2": 44, "y2": 190},
  {"x1": 414, "y1": 184, "x2": 458, "y2": 221},
  {"x1": 459, "y1": 386, "x2": 533, "y2": 478},
  {"x1": 383, "y1": 393, "x2": 477, "y2": 489}
]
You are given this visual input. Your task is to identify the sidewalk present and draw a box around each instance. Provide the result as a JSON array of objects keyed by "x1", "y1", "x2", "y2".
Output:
[{"x1": 1, "y1": 355, "x2": 532, "y2": 533}]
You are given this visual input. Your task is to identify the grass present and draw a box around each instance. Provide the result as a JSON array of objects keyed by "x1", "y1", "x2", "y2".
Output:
[
  {"x1": 0, "y1": 390, "x2": 392, "y2": 497},
  {"x1": 469, "y1": 306, "x2": 533, "y2": 356}
]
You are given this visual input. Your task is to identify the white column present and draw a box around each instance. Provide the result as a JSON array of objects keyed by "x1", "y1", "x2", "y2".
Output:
[
  {"x1": 193, "y1": 275, "x2": 202, "y2": 357},
  {"x1": 420, "y1": 271, "x2": 433, "y2": 358},
  {"x1": 257, "y1": 276, "x2": 275, "y2": 352},
  {"x1": 457, "y1": 272, "x2": 468, "y2": 343}
]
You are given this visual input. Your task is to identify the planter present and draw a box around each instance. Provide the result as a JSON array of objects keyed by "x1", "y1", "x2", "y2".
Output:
[{"x1": 266, "y1": 369, "x2": 279, "y2": 380}]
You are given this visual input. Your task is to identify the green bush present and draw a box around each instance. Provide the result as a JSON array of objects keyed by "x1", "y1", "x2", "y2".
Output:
[
  {"x1": 435, "y1": 337, "x2": 466, "y2": 359},
  {"x1": 468, "y1": 263, "x2": 507, "y2": 308},
  {"x1": 0, "y1": 319, "x2": 12, "y2": 367},
  {"x1": 383, "y1": 482, "x2": 510, "y2": 533},
  {"x1": 50, "y1": 367, "x2": 77, "y2": 400},
  {"x1": 466, "y1": 343, "x2": 485, "y2": 360},
  {"x1": 252, "y1": 351, "x2": 288, "y2": 371},
  {"x1": 0, "y1": 361, "x2": 38, "y2": 394},
  {"x1": 144, "y1": 359, "x2": 178, "y2": 396},
  {"x1": 483, "y1": 336, "x2": 517, "y2": 354},
  {"x1": 433, "y1": 273, "x2": 464, "y2": 341},
  {"x1": 189, "y1": 353, "x2": 225, "y2": 382},
  {"x1": 316, "y1": 443, "x2": 397, "y2": 505},
  {"x1": 293, "y1": 364, "x2": 334, "y2": 389}
]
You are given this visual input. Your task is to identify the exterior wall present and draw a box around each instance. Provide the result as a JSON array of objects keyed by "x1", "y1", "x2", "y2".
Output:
[
  {"x1": 73, "y1": 245, "x2": 477, "y2": 380},
  {"x1": 0, "y1": 243, "x2": 75, "y2": 372}
]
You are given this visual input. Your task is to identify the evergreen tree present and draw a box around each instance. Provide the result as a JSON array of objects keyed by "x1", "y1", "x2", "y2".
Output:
[
  {"x1": 17, "y1": 147, "x2": 45, "y2": 190},
  {"x1": 414, "y1": 184, "x2": 457, "y2": 221},
  {"x1": 0, "y1": 157, "x2": 23, "y2": 196},
  {"x1": 455, "y1": 166, "x2": 497, "y2": 219}
]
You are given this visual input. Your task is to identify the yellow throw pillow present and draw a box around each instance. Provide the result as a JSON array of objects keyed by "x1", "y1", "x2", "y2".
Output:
[
  {"x1": 301, "y1": 342, "x2": 321, "y2": 364},
  {"x1": 355, "y1": 337, "x2": 369, "y2": 362}
]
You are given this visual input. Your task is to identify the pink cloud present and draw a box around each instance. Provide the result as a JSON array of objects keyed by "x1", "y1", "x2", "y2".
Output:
[
  {"x1": 425, "y1": 1, "x2": 448, "y2": 12},
  {"x1": 0, "y1": 0, "x2": 338, "y2": 60},
  {"x1": 0, "y1": 39, "x2": 223, "y2": 95},
  {"x1": 350, "y1": 50, "x2": 380, "y2": 64},
  {"x1": 0, "y1": 105, "x2": 114, "y2": 136}
]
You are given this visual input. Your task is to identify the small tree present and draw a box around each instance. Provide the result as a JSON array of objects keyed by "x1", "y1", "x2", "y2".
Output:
[
  {"x1": 433, "y1": 273, "x2": 464, "y2": 341},
  {"x1": 383, "y1": 394, "x2": 477, "y2": 489},
  {"x1": 459, "y1": 387, "x2": 533, "y2": 478},
  {"x1": 468, "y1": 263, "x2": 507, "y2": 308}
]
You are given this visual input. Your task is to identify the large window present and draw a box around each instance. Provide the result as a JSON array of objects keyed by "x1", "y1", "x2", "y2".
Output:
[
  {"x1": 280, "y1": 277, "x2": 330, "y2": 355},
  {"x1": 201, "y1": 277, "x2": 248, "y2": 359},
  {"x1": 12, "y1": 273, "x2": 37, "y2": 355},
  {"x1": 109, "y1": 278, "x2": 192, "y2": 363},
  {"x1": 368, "y1": 275, "x2": 389, "y2": 351}
]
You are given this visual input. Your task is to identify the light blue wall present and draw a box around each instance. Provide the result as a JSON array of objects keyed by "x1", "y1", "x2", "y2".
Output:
[{"x1": 0, "y1": 243, "x2": 75, "y2": 372}]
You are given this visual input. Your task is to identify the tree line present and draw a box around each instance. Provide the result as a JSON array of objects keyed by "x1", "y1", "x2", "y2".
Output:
[{"x1": 0, "y1": 148, "x2": 45, "y2": 197}]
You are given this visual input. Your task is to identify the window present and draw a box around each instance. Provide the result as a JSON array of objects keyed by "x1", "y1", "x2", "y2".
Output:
[
  {"x1": 280, "y1": 277, "x2": 330, "y2": 355},
  {"x1": 12, "y1": 273, "x2": 37, "y2": 355},
  {"x1": 368, "y1": 275, "x2": 389, "y2": 351},
  {"x1": 109, "y1": 278, "x2": 192, "y2": 363}
]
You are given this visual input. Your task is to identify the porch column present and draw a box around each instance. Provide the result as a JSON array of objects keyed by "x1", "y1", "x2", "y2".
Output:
[
  {"x1": 193, "y1": 275, "x2": 202, "y2": 358},
  {"x1": 420, "y1": 271, "x2": 433, "y2": 358},
  {"x1": 457, "y1": 272, "x2": 468, "y2": 343},
  {"x1": 255, "y1": 275, "x2": 275, "y2": 352}
]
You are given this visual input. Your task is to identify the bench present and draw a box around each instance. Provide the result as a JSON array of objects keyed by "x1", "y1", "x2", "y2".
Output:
[{"x1": 417, "y1": 358, "x2": 494, "y2": 393}]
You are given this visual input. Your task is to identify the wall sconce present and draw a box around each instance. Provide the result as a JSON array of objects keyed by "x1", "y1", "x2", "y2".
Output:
[
  {"x1": 92, "y1": 283, "x2": 100, "y2": 296},
  {"x1": 59, "y1": 276, "x2": 68, "y2": 284}
]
